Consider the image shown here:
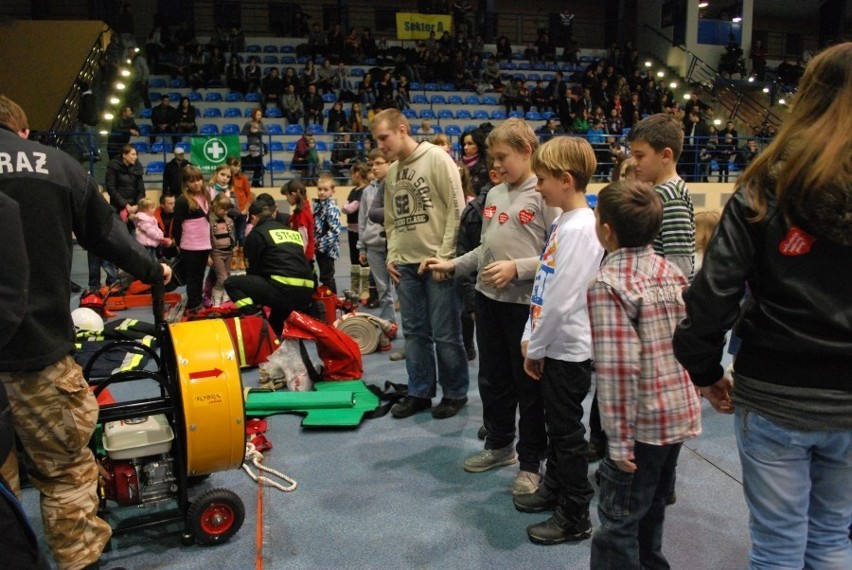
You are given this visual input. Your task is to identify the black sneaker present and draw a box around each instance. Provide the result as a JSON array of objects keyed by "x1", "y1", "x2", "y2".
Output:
[
  {"x1": 513, "y1": 485, "x2": 558, "y2": 513},
  {"x1": 390, "y1": 396, "x2": 432, "y2": 418},
  {"x1": 431, "y1": 397, "x2": 468, "y2": 419},
  {"x1": 665, "y1": 491, "x2": 677, "y2": 506},
  {"x1": 526, "y1": 511, "x2": 592, "y2": 545}
]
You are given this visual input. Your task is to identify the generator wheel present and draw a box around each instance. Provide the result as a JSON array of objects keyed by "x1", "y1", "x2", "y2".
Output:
[{"x1": 187, "y1": 488, "x2": 245, "y2": 545}]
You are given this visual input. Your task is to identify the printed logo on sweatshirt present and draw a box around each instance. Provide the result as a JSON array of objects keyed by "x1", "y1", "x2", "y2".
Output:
[
  {"x1": 518, "y1": 209, "x2": 535, "y2": 225},
  {"x1": 483, "y1": 205, "x2": 496, "y2": 219},
  {"x1": 779, "y1": 226, "x2": 815, "y2": 256},
  {"x1": 391, "y1": 171, "x2": 434, "y2": 231},
  {"x1": 498, "y1": 212, "x2": 509, "y2": 223}
]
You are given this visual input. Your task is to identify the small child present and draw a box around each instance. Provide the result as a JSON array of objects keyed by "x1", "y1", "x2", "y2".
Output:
[
  {"x1": 281, "y1": 179, "x2": 315, "y2": 263},
  {"x1": 694, "y1": 210, "x2": 721, "y2": 272},
  {"x1": 423, "y1": 119, "x2": 561, "y2": 498},
  {"x1": 313, "y1": 173, "x2": 342, "y2": 293},
  {"x1": 134, "y1": 197, "x2": 168, "y2": 261},
  {"x1": 432, "y1": 133, "x2": 451, "y2": 154},
  {"x1": 627, "y1": 113, "x2": 696, "y2": 281},
  {"x1": 307, "y1": 135, "x2": 320, "y2": 182},
  {"x1": 517, "y1": 136, "x2": 605, "y2": 545},
  {"x1": 343, "y1": 162, "x2": 369, "y2": 299},
  {"x1": 587, "y1": 180, "x2": 701, "y2": 568},
  {"x1": 207, "y1": 193, "x2": 236, "y2": 306}
]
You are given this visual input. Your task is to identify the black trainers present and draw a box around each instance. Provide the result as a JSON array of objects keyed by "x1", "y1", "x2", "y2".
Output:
[
  {"x1": 432, "y1": 397, "x2": 468, "y2": 419},
  {"x1": 513, "y1": 485, "x2": 558, "y2": 513},
  {"x1": 665, "y1": 491, "x2": 677, "y2": 506},
  {"x1": 526, "y1": 511, "x2": 592, "y2": 545},
  {"x1": 390, "y1": 396, "x2": 432, "y2": 418}
]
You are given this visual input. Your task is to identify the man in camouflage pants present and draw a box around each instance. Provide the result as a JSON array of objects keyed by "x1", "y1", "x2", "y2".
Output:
[{"x1": 0, "y1": 94, "x2": 171, "y2": 569}]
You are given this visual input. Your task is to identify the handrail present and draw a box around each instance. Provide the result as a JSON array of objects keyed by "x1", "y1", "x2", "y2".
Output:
[{"x1": 641, "y1": 24, "x2": 783, "y2": 131}]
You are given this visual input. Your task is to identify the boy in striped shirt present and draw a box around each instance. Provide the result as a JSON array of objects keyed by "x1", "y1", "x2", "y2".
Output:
[
  {"x1": 587, "y1": 180, "x2": 701, "y2": 569},
  {"x1": 627, "y1": 113, "x2": 696, "y2": 281}
]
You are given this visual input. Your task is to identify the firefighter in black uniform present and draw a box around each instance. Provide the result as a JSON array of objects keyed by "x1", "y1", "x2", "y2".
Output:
[{"x1": 225, "y1": 200, "x2": 315, "y2": 335}]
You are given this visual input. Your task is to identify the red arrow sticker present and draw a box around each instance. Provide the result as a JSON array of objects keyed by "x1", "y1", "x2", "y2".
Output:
[{"x1": 189, "y1": 368, "x2": 224, "y2": 380}]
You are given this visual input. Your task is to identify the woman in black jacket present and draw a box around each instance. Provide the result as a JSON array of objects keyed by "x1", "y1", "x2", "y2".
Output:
[{"x1": 105, "y1": 144, "x2": 145, "y2": 217}]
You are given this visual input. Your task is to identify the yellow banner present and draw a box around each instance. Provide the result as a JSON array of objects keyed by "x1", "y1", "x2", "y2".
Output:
[{"x1": 395, "y1": 12, "x2": 452, "y2": 40}]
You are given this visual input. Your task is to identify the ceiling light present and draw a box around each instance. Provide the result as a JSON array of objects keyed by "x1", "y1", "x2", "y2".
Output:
[
  {"x1": 713, "y1": 119, "x2": 721, "y2": 125},
  {"x1": 115, "y1": 82, "x2": 126, "y2": 90},
  {"x1": 120, "y1": 69, "x2": 131, "y2": 77},
  {"x1": 98, "y1": 129, "x2": 108, "y2": 135},
  {"x1": 748, "y1": 76, "x2": 755, "y2": 82},
  {"x1": 683, "y1": 93, "x2": 691, "y2": 100},
  {"x1": 732, "y1": 16, "x2": 742, "y2": 22},
  {"x1": 644, "y1": 61, "x2": 652, "y2": 67},
  {"x1": 698, "y1": 2, "x2": 709, "y2": 7},
  {"x1": 109, "y1": 97, "x2": 120, "y2": 105},
  {"x1": 778, "y1": 98, "x2": 786, "y2": 105},
  {"x1": 669, "y1": 81, "x2": 678, "y2": 89},
  {"x1": 762, "y1": 87, "x2": 769, "y2": 93},
  {"x1": 104, "y1": 112, "x2": 114, "y2": 121}
]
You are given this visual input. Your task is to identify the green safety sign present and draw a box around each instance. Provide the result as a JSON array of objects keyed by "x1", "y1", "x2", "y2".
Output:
[{"x1": 190, "y1": 135, "x2": 241, "y2": 173}]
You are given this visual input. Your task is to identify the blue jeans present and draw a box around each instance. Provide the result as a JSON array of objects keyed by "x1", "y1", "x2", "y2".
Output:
[
  {"x1": 735, "y1": 407, "x2": 852, "y2": 570},
  {"x1": 395, "y1": 263, "x2": 468, "y2": 400},
  {"x1": 591, "y1": 441, "x2": 682, "y2": 569}
]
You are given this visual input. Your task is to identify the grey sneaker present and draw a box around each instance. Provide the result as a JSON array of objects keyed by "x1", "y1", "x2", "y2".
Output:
[
  {"x1": 512, "y1": 470, "x2": 542, "y2": 495},
  {"x1": 463, "y1": 445, "x2": 518, "y2": 473}
]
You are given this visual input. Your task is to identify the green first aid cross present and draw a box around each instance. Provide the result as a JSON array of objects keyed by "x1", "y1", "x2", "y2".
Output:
[{"x1": 190, "y1": 134, "x2": 242, "y2": 173}]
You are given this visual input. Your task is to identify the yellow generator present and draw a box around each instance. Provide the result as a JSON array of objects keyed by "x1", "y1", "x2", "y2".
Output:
[{"x1": 88, "y1": 312, "x2": 247, "y2": 546}]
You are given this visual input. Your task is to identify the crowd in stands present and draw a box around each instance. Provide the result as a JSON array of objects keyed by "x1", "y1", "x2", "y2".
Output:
[{"x1": 103, "y1": 12, "x2": 783, "y2": 185}]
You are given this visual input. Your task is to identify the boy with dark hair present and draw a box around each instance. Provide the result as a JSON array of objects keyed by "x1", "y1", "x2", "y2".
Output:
[
  {"x1": 587, "y1": 180, "x2": 701, "y2": 568},
  {"x1": 626, "y1": 113, "x2": 696, "y2": 281}
]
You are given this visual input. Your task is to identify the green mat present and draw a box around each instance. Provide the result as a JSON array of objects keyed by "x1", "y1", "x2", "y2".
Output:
[{"x1": 245, "y1": 380, "x2": 380, "y2": 428}]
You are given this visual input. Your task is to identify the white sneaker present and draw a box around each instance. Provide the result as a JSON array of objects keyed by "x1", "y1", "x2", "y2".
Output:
[{"x1": 512, "y1": 470, "x2": 542, "y2": 496}]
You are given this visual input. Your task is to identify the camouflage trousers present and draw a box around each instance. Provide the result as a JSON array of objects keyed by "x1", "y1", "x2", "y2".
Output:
[{"x1": 0, "y1": 354, "x2": 112, "y2": 570}]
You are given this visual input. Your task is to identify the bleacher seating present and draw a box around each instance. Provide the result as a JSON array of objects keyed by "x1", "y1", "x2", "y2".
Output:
[
  {"x1": 199, "y1": 124, "x2": 219, "y2": 135},
  {"x1": 222, "y1": 123, "x2": 240, "y2": 135},
  {"x1": 146, "y1": 161, "x2": 165, "y2": 174},
  {"x1": 205, "y1": 92, "x2": 223, "y2": 102},
  {"x1": 203, "y1": 108, "x2": 222, "y2": 118},
  {"x1": 133, "y1": 142, "x2": 149, "y2": 154},
  {"x1": 224, "y1": 107, "x2": 242, "y2": 118},
  {"x1": 187, "y1": 92, "x2": 202, "y2": 102},
  {"x1": 151, "y1": 141, "x2": 173, "y2": 154},
  {"x1": 267, "y1": 124, "x2": 283, "y2": 135},
  {"x1": 225, "y1": 92, "x2": 243, "y2": 102},
  {"x1": 265, "y1": 107, "x2": 283, "y2": 118}
]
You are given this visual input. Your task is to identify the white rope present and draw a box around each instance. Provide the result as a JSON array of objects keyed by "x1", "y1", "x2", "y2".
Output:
[{"x1": 242, "y1": 442, "x2": 298, "y2": 492}]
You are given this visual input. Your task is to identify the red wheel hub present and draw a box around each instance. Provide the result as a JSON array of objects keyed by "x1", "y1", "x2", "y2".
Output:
[{"x1": 199, "y1": 502, "x2": 235, "y2": 535}]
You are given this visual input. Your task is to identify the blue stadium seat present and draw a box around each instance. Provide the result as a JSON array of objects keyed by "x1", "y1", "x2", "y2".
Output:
[
  {"x1": 424, "y1": 82, "x2": 439, "y2": 91},
  {"x1": 224, "y1": 107, "x2": 242, "y2": 118},
  {"x1": 543, "y1": 111, "x2": 557, "y2": 119},
  {"x1": 286, "y1": 141, "x2": 297, "y2": 152},
  {"x1": 187, "y1": 91, "x2": 202, "y2": 102},
  {"x1": 490, "y1": 110, "x2": 506, "y2": 120},
  {"x1": 322, "y1": 93, "x2": 336, "y2": 103},
  {"x1": 281, "y1": 56, "x2": 296, "y2": 64},
  {"x1": 296, "y1": 56, "x2": 308, "y2": 64},
  {"x1": 267, "y1": 124, "x2": 283, "y2": 135},
  {"x1": 285, "y1": 124, "x2": 304, "y2": 135},
  {"x1": 456, "y1": 109, "x2": 472, "y2": 119},
  {"x1": 525, "y1": 111, "x2": 542, "y2": 121},
  {"x1": 175, "y1": 143, "x2": 190, "y2": 154},
  {"x1": 502, "y1": 62, "x2": 516, "y2": 70},
  {"x1": 350, "y1": 68, "x2": 366, "y2": 77},
  {"x1": 137, "y1": 124, "x2": 151, "y2": 136},
  {"x1": 149, "y1": 78, "x2": 166, "y2": 88},
  {"x1": 145, "y1": 161, "x2": 165, "y2": 174},
  {"x1": 168, "y1": 91, "x2": 182, "y2": 101},
  {"x1": 247, "y1": 45, "x2": 261, "y2": 53},
  {"x1": 430, "y1": 95, "x2": 447, "y2": 105},
  {"x1": 528, "y1": 73, "x2": 542, "y2": 82},
  {"x1": 225, "y1": 91, "x2": 243, "y2": 102},
  {"x1": 444, "y1": 125, "x2": 462, "y2": 136},
  {"x1": 139, "y1": 108, "x2": 153, "y2": 119},
  {"x1": 245, "y1": 92, "x2": 261, "y2": 102},
  {"x1": 402, "y1": 109, "x2": 418, "y2": 119},
  {"x1": 542, "y1": 73, "x2": 555, "y2": 81},
  {"x1": 463, "y1": 124, "x2": 478, "y2": 132},
  {"x1": 431, "y1": 125, "x2": 442, "y2": 134},
  {"x1": 265, "y1": 107, "x2": 283, "y2": 118},
  {"x1": 465, "y1": 95, "x2": 481, "y2": 105},
  {"x1": 448, "y1": 95, "x2": 463, "y2": 105},
  {"x1": 281, "y1": 45, "x2": 295, "y2": 53},
  {"x1": 199, "y1": 124, "x2": 219, "y2": 135},
  {"x1": 517, "y1": 62, "x2": 531, "y2": 71},
  {"x1": 222, "y1": 123, "x2": 240, "y2": 135},
  {"x1": 437, "y1": 109, "x2": 454, "y2": 120},
  {"x1": 267, "y1": 159, "x2": 286, "y2": 172},
  {"x1": 440, "y1": 83, "x2": 455, "y2": 91},
  {"x1": 203, "y1": 108, "x2": 222, "y2": 118},
  {"x1": 315, "y1": 141, "x2": 327, "y2": 152},
  {"x1": 508, "y1": 110, "x2": 524, "y2": 119},
  {"x1": 482, "y1": 95, "x2": 498, "y2": 105},
  {"x1": 410, "y1": 82, "x2": 422, "y2": 90},
  {"x1": 586, "y1": 195, "x2": 597, "y2": 208},
  {"x1": 419, "y1": 109, "x2": 436, "y2": 119},
  {"x1": 205, "y1": 92, "x2": 223, "y2": 102},
  {"x1": 308, "y1": 124, "x2": 325, "y2": 134},
  {"x1": 263, "y1": 45, "x2": 278, "y2": 53},
  {"x1": 413, "y1": 94, "x2": 428, "y2": 105},
  {"x1": 269, "y1": 141, "x2": 285, "y2": 152},
  {"x1": 263, "y1": 55, "x2": 279, "y2": 64},
  {"x1": 151, "y1": 141, "x2": 173, "y2": 154},
  {"x1": 168, "y1": 78, "x2": 186, "y2": 88},
  {"x1": 473, "y1": 109, "x2": 489, "y2": 120},
  {"x1": 133, "y1": 142, "x2": 150, "y2": 154},
  {"x1": 149, "y1": 92, "x2": 162, "y2": 102}
]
